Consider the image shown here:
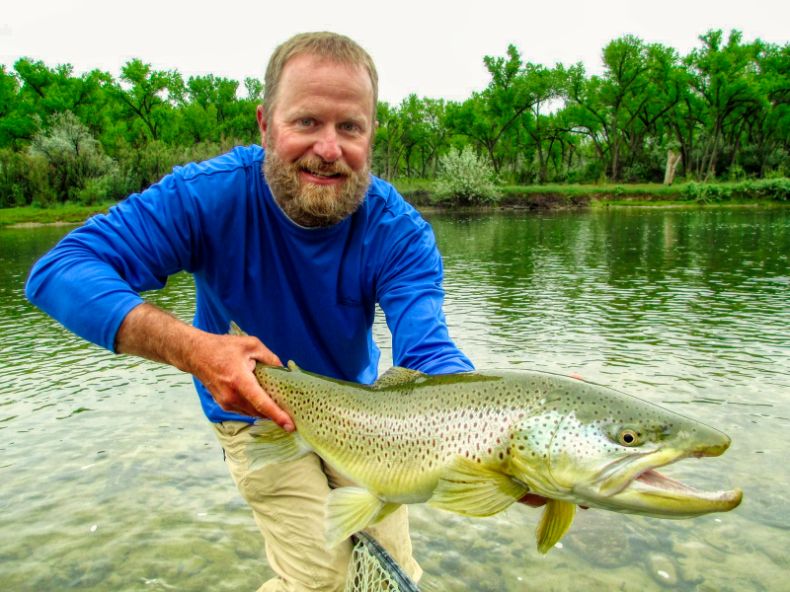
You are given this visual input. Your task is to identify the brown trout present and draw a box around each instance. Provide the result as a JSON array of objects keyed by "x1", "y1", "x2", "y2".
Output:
[{"x1": 239, "y1": 340, "x2": 742, "y2": 553}]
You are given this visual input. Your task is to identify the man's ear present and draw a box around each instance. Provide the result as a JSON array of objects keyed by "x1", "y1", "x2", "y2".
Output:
[{"x1": 256, "y1": 105, "x2": 268, "y2": 147}]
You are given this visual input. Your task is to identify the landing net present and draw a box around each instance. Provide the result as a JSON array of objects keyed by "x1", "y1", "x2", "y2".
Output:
[{"x1": 344, "y1": 532, "x2": 421, "y2": 592}]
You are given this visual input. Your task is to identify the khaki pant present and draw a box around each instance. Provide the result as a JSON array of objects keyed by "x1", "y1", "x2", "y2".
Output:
[{"x1": 213, "y1": 421, "x2": 422, "y2": 591}]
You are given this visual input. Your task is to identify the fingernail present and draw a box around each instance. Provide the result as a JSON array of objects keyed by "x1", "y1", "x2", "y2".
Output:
[{"x1": 284, "y1": 422, "x2": 295, "y2": 432}]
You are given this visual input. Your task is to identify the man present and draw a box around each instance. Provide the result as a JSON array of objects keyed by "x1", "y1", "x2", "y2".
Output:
[{"x1": 26, "y1": 32, "x2": 473, "y2": 591}]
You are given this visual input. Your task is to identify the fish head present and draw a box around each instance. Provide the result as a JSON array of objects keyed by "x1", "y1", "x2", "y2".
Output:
[{"x1": 521, "y1": 377, "x2": 742, "y2": 517}]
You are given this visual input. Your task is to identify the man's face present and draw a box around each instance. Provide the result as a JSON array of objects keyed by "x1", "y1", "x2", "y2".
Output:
[{"x1": 258, "y1": 53, "x2": 375, "y2": 227}]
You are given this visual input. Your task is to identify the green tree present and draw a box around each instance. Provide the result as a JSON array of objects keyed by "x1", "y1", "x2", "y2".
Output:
[
  {"x1": 447, "y1": 45, "x2": 541, "y2": 175},
  {"x1": 749, "y1": 42, "x2": 790, "y2": 175},
  {"x1": 112, "y1": 59, "x2": 183, "y2": 143},
  {"x1": 684, "y1": 30, "x2": 762, "y2": 179},
  {"x1": 0, "y1": 66, "x2": 29, "y2": 148},
  {"x1": 567, "y1": 36, "x2": 648, "y2": 181}
]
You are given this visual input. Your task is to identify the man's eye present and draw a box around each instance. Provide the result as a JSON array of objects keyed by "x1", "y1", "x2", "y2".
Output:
[
  {"x1": 297, "y1": 118, "x2": 314, "y2": 127},
  {"x1": 340, "y1": 122, "x2": 361, "y2": 133}
]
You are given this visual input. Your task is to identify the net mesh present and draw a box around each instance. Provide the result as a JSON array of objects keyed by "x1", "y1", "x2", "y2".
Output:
[{"x1": 343, "y1": 532, "x2": 420, "y2": 592}]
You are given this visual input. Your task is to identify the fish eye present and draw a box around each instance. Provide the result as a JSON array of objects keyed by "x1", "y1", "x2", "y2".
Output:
[{"x1": 617, "y1": 429, "x2": 641, "y2": 447}]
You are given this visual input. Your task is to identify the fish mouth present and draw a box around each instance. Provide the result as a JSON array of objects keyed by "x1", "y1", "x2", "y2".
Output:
[
  {"x1": 620, "y1": 466, "x2": 743, "y2": 516},
  {"x1": 580, "y1": 438, "x2": 742, "y2": 517}
]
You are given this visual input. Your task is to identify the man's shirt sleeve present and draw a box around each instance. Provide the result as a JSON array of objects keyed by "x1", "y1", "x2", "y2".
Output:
[
  {"x1": 375, "y1": 211, "x2": 474, "y2": 375},
  {"x1": 24, "y1": 171, "x2": 204, "y2": 352}
]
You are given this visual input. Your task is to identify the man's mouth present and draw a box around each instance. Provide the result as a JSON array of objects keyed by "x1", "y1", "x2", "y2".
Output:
[{"x1": 300, "y1": 167, "x2": 346, "y2": 184}]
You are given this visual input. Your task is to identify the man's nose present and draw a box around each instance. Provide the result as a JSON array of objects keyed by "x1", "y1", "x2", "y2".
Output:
[{"x1": 313, "y1": 127, "x2": 342, "y2": 162}]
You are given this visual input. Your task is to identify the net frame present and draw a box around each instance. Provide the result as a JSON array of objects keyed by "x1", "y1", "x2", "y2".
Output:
[{"x1": 344, "y1": 532, "x2": 421, "y2": 592}]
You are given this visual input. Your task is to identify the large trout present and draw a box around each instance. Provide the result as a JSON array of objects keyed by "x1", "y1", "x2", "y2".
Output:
[{"x1": 240, "y1": 343, "x2": 742, "y2": 553}]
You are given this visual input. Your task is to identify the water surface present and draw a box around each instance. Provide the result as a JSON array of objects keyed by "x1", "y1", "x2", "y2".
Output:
[{"x1": 1, "y1": 207, "x2": 788, "y2": 591}]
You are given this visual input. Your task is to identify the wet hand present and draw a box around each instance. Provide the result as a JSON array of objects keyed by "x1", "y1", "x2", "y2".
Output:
[
  {"x1": 518, "y1": 493, "x2": 548, "y2": 508},
  {"x1": 518, "y1": 494, "x2": 588, "y2": 510},
  {"x1": 188, "y1": 332, "x2": 295, "y2": 431}
]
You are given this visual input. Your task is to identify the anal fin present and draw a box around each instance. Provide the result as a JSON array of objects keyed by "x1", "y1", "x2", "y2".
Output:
[
  {"x1": 325, "y1": 487, "x2": 398, "y2": 548},
  {"x1": 536, "y1": 499, "x2": 576, "y2": 554},
  {"x1": 428, "y1": 456, "x2": 528, "y2": 517}
]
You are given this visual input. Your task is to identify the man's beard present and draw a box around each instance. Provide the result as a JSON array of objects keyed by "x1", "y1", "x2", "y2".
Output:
[{"x1": 263, "y1": 144, "x2": 371, "y2": 228}]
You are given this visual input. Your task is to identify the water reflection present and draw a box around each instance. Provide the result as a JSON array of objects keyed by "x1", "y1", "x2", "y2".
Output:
[
  {"x1": 430, "y1": 210, "x2": 789, "y2": 391},
  {"x1": 1, "y1": 207, "x2": 788, "y2": 591}
]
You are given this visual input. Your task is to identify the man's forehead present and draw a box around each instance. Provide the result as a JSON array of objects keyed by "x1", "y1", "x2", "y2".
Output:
[
  {"x1": 276, "y1": 55, "x2": 374, "y2": 113},
  {"x1": 281, "y1": 53, "x2": 371, "y2": 84}
]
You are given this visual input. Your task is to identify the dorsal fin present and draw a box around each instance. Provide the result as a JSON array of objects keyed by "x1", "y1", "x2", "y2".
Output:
[
  {"x1": 229, "y1": 320, "x2": 247, "y2": 336},
  {"x1": 372, "y1": 366, "x2": 427, "y2": 389}
]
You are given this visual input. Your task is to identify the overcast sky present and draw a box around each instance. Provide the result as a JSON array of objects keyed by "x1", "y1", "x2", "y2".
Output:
[{"x1": 2, "y1": 0, "x2": 788, "y2": 104}]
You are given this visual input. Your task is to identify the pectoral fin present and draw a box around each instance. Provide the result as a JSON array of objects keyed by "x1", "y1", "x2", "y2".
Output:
[
  {"x1": 326, "y1": 487, "x2": 399, "y2": 548},
  {"x1": 535, "y1": 499, "x2": 576, "y2": 554},
  {"x1": 428, "y1": 456, "x2": 529, "y2": 517},
  {"x1": 246, "y1": 421, "x2": 311, "y2": 470}
]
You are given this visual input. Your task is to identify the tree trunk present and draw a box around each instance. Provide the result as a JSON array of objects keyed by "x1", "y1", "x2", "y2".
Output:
[{"x1": 663, "y1": 149, "x2": 682, "y2": 185}]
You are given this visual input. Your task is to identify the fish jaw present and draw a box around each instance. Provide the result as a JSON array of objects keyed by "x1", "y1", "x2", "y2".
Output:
[
  {"x1": 570, "y1": 436, "x2": 742, "y2": 517},
  {"x1": 608, "y1": 466, "x2": 743, "y2": 517}
]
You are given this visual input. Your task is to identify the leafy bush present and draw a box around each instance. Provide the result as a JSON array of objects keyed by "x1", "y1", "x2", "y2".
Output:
[
  {"x1": 118, "y1": 139, "x2": 227, "y2": 194},
  {"x1": 682, "y1": 182, "x2": 729, "y2": 203},
  {"x1": 727, "y1": 164, "x2": 747, "y2": 181},
  {"x1": 0, "y1": 149, "x2": 54, "y2": 207},
  {"x1": 682, "y1": 179, "x2": 790, "y2": 203},
  {"x1": 29, "y1": 111, "x2": 113, "y2": 202},
  {"x1": 435, "y1": 146, "x2": 500, "y2": 204},
  {"x1": 749, "y1": 178, "x2": 790, "y2": 201}
]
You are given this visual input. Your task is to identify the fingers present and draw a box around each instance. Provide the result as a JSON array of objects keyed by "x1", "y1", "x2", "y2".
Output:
[
  {"x1": 235, "y1": 370, "x2": 295, "y2": 432},
  {"x1": 231, "y1": 336, "x2": 292, "y2": 429},
  {"x1": 517, "y1": 493, "x2": 589, "y2": 510},
  {"x1": 187, "y1": 331, "x2": 294, "y2": 430},
  {"x1": 246, "y1": 338, "x2": 283, "y2": 368},
  {"x1": 518, "y1": 493, "x2": 548, "y2": 508}
]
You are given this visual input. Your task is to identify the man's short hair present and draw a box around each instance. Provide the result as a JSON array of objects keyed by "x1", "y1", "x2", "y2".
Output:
[{"x1": 263, "y1": 32, "x2": 379, "y2": 120}]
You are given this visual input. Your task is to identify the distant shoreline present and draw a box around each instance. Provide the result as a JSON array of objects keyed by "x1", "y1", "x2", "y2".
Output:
[
  {"x1": 2, "y1": 183, "x2": 788, "y2": 229},
  {"x1": 8, "y1": 221, "x2": 81, "y2": 228}
]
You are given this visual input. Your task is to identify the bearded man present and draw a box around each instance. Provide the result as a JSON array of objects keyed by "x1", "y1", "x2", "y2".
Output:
[{"x1": 26, "y1": 32, "x2": 473, "y2": 591}]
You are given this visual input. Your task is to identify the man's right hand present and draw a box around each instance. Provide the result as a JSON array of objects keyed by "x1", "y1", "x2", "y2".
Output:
[
  {"x1": 115, "y1": 303, "x2": 295, "y2": 431},
  {"x1": 186, "y1": 330, "x2": 295, "y2": 431}
]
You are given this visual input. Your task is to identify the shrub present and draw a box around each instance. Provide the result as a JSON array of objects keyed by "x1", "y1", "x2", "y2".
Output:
[
  {"x1": 682, "y1": 179, "x2": 790, "y2": 203},
  {"x1": 435, "y1": 146, "x2": 500, "y2": 205},
  {"x1": 0, "y1": 149, "x2": 54, "y2": 207},
  {"x1": 749, "y1": 178, "x2": 790, "y2": 201},
  {"x1": 29, "y1": 111, "x2": 113, "y2": 202}
]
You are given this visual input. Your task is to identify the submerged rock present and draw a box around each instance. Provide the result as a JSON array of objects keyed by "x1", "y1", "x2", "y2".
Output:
[
  {"x1": 564, "y1": 515, "x2": 645, "y2": 568},
  {"x1": 647, "y1": 553, "x2": 679, "y2": 587}
]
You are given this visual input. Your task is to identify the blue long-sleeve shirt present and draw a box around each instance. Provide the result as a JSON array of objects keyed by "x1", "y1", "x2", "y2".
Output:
[{"x1": 25, "y1": 145, "x2": 473, "y2": 422}]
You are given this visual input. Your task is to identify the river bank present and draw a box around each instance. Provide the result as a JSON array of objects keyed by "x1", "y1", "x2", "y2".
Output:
[
  {"x1": 2, "y1": 180, "x2": 788, "y2": 228},
  {"x1": 0, "y1": 203, "x2": 114, "y2": 228},
  {"x1": 398, "y1": 179, "x2": 790, "y2": 209}
]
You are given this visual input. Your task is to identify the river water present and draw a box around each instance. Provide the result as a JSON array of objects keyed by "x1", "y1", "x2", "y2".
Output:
[{"x1": 1, "y1": 207, "x2": 788, "y2": 591}]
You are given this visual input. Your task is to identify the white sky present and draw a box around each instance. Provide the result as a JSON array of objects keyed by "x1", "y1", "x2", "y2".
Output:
[{"x1": 1, "y1": 0, "x2": 788, "y2": 104}]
